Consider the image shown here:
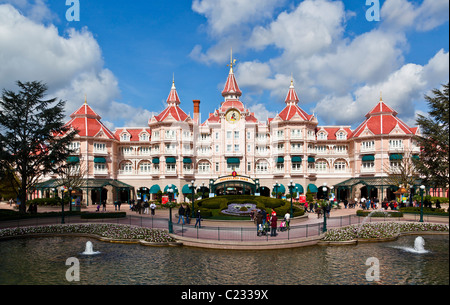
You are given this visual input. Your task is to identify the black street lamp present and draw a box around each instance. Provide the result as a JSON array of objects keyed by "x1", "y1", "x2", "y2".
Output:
[
  {"x1": 167, "y1": 184, "x2": 174, "y2": 233},
  {"x1": 273, "y1": 181, "x2": 279, "y2": 199},
  {"x1": 60, "y1": 186, "x2": 65, "y2": 224},
  {"x1": 190, "y1": 180, "x2": 196, "y2": 219},
  {"x1": 322, "y1": 184, "x2": 328, "y2": 233},
  {"x1": 419, "y1": 185, "x2": 425, "y2": 222},
  {"x1": 288, "y1": 180, "x2": 294, "y2": 218}
]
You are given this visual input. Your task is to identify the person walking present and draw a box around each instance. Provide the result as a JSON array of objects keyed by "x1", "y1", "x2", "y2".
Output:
[
  {"x1": 185, "y1": 205, "x2": 191, "y2": 224},
  {"x1": 194, "y1": 210, "x2": 202, "y2": 228},
  {"x1": 284, "y1": 212, "x2": 290, "y2": 228},
  {"x1": 177, "y1": 204, "x2": 185, "y2": 224},
  {"x1": 150, "y1": 202, "x2": 156, "y2": 216},
  {"x1": 143, "y1": 201, "x2": 149, "y2": 214},
  {"x1": 261, "y1": 209, "x2": 267, "y2": 227},
  {"x1": 270, "y1": 212, "x2": 278, "y2": 237},
  {"x1": 255, "y1": 210, "x2": 263, "y2": 236}
]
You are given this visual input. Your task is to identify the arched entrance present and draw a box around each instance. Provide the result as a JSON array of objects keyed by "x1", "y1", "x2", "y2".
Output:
[
  {"x1": 258, "y1": 186, "x2": 271, "y2": 197},
  {"x1": 211, "y1": 175, "x2": 258, "y2": 196},
  {"x1": 91, "y1": 188, "x2": 108, "y2": 204}
]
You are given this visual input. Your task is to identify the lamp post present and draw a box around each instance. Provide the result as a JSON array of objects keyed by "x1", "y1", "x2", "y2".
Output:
[
  {"x1": 322, "y1": 185, "x2": 328, "y2": 233},
  {"x1": 60, "y1": 186, "x2": 65, "y2": 224},
  {"x1": 168, "y1": 184, "x2": 174, "y2": 233},
  {"x1": 273, "y1": 181, "x2": 279, "y2": 199},
  {"x1": 289, "y1": 180, "x2": 294, "y2": 218},
  {"x1": 419, "y1": 185, "x2": 425, "y2": 223},
  {"x1": 190, "y1": 180, "x2": 196, "y2": 219}
]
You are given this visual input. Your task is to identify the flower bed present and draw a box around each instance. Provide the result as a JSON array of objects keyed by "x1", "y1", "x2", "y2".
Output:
[
  {"x1": 323, "y1": 222, "x2": 449, "y2": 242},
  {"x1": 0, "y1": 224, "x2": 177, "y2": 243}
]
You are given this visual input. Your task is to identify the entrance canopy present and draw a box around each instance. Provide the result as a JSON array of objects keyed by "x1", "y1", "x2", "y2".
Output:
[
  {"x1": 334, "y1": 177, "x2": 422, "y2": 188},
  {"x1": 212, "y1": 174, "x2": 258, "y2": 195},
  {"x1": 35, "y1": 178, "x2": 134, "y2": 191}
]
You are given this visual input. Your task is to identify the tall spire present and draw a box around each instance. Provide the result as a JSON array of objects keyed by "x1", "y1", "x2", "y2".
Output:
[
  {"x1": 285, "y1": 76, "x2": 299, "y2": 105},
  {"x1": 166, "y1": 75, "x2": 181, "y2": 105},
  {"x1": 222, "y1": 48, "x2": 242, "y2": 99}
]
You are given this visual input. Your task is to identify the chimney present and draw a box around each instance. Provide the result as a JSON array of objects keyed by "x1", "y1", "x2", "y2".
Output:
[{"x1": 193, "y1": 100, "x2": 200, "y2": 123}]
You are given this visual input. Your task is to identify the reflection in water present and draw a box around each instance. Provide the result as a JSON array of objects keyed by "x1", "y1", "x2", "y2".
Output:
[{"x1": 0, "y1": 235, "x2": 447, "y2": 285}]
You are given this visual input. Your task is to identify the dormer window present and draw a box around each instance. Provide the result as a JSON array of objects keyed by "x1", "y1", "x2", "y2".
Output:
[
  {"x1": 140, "y1": 133, "x2": 149, "y2": 141},
  {"x1": 317, "y1": 132, "x2": 327, "y2": 140},
  {"x1": 337, "y1": 131, "x2": 347, "y2": 140},
  {"x1": 121, "y1": 133, "x2": 130, "y2": 141}
]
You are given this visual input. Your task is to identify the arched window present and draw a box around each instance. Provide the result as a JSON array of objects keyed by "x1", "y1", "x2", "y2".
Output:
[{"x1": 315, "y1": 160, "x2": 328, "y2": 172}]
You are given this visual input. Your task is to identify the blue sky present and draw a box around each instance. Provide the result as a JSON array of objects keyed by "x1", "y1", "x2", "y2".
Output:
[{"x1": 0, "y1": 0, "x2": 448, "y2": 130}]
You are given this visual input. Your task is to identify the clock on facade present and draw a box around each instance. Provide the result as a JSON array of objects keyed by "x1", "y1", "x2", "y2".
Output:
[{"x1": 225, "y1": 109, "x2": 241, "y2": 123}]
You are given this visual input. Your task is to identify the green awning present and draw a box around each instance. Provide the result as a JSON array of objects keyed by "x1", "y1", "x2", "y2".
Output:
[
  {"x1": 308, "y1": 157, "x2": 315, "y2": 163},
  {"x1": 94, "y1": 157, "x2": 106, "y2": 163},
  {"x1": 67, "y1": 156, "x2": 80, "y2": 164},
  {"x1": 227, "y1": 158, "x2": 240, "y2": 164},
  {"x1": 182, "y1": 184, "x2": 194, "y2": 194},
  {"x1": 166, "y1": 157, "x2": 176, "y2": 164},
  {"x1": 294, "y1": 183, "x2": 304, "y2": 194},
  {"x1": 276, "y1": 157, "x2": 285, "y2": 163},
  {"x1": 183, "y1": 158, "x2": 192, "y2": 164},
  {"x1": 390, "y1": 154, "x2": 403, "y2": 161},
  {"x1": 152, "y1": 158, "x2": 160, "y2": 164},
  {"x1": 362, "y1": 155, "x2": 375, "y2": 161},
  {"x1": 307, "y1": 184, "x2": 318, "y2": 193},
  {"x1": 149, "y1": 185, "x2": 161, "y2": 194},
  {"x1": 291, "y1": 156, "x2": 302, "y2": 163},
  {"x1": 412, "y1": 155, "x2": 420, "y2": 160}
]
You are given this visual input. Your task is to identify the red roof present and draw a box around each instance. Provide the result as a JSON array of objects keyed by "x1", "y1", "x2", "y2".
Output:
[
  {"x1": 154, "y1": 105, "x2": 189, "y2": 122},
  {"x1": 278, "y1": 104, "x2": 312, "y2": 121},
  {"x1": 353, "y1": 100, "x2": 414, "y2": 137},
  {"x1": 114, "y1": 128, "x2": 151, "y2": 142},
  {"x1": 222, "y1": 68, "x2": 242, "y2": 97},
  {"x1": 219, "y1": 99, "x2": 245, "y2": 112},
  {"x1": 366, "y1": 100, "x2": 398, "y2": 118},
  {"x1": 320, "y1": 127, "x2": 353, "y2": 140},
  {"x1": 167, "y1": 81, "x2": 181, "y2": 105},
  {"x1": 285, "y1": 80, "x2": 299, "y2": 104},
  {"x1": 64, "y1": 102, "x2": 115, "y2": 139},
  {"x1": 153, "y1": 80, "x2": 189, "y2": 122}
]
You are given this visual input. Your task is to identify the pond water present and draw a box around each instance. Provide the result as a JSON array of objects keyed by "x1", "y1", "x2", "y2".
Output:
[{"x1": 0, "y1": 235, "x2": 448, "y2": 285}]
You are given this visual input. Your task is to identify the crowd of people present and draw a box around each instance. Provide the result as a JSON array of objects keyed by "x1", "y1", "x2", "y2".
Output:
[{"x1": 251, "y1": 209, "x2": 291, "y2": 237}]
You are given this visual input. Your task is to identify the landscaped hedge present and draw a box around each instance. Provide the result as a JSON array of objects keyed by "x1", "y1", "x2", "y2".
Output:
[
  {"x1": 195, "y1": 195, "x2": 304, "y2": 219},
  {"x1": 399, "y1": 207, "x2": 449, "y2": 216}
]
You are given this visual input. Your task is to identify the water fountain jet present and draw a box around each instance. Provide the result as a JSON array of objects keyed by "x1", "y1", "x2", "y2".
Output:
[{"x1": 81, "y1": 241, "x2": 101, "y2": 255}]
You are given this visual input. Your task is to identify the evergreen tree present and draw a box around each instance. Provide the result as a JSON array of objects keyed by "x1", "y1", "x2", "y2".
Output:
[
  {"x1": 0, "y1": 81, "x2": 77, "y2": 213},
  {"x1": 414, "y1": 83, "x2": 449, "y2": 198}
]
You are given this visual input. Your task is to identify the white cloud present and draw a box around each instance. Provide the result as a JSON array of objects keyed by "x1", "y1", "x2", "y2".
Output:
[
  {"x1": 248, "y1": 103, "x2": 277, "y2": 122},
  {"x1": 313, "y1": 49, "x2": 449, "y2": 126},
  {"x1": 192, "y1": 0, "x2": 286, "y2": 36},
  {"x1": 192, "y1": 0, "x2": 448, "y2": 127},
  {"x1": 248, "y1": 0, "x2": 346, "y2": 58},
  {"x1": 0, "y1": 3, "x2": 155, "y2": 130},
  {"x1": 381, "y1": 0, "x2": 449, "y2": 32},
  {"x1": 0, "y1": 0, "x2": 58, "y2": 23}
]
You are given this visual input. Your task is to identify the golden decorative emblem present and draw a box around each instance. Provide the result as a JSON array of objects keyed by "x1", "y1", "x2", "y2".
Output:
[{"x1": 226, "y1": 109, "x2": 241, "y2": 123}]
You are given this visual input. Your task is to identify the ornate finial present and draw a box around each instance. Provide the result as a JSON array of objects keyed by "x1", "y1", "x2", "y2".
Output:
[
  {"x1": 227, "y1": 48, "x2": 237, "y2": 72},
  {"x1": 380, "y1": 91, "x2": 383, "y2": 101},
  {"x1": 290, "y1": 73, "x2": 294, "y2": 86},
  {"x1": 84, "y1": 94, "x2": 87, "y2": 104}
]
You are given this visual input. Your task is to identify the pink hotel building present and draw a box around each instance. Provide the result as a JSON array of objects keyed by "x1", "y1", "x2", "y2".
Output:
[{"x1": 44, "y1": 60, "x2": 424, "y2": 205}]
